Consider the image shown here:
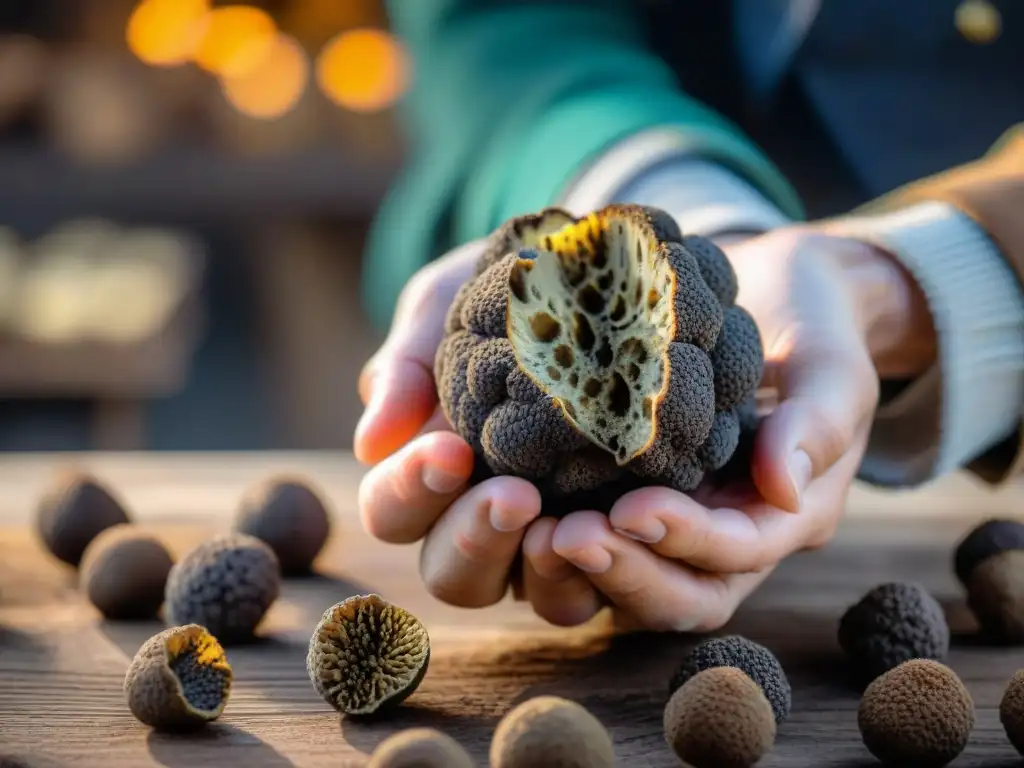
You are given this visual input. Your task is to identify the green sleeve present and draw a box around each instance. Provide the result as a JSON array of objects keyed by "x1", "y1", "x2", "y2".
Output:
[{"x1": 362, "y1": 0, "x2": 804, "y2": 331}]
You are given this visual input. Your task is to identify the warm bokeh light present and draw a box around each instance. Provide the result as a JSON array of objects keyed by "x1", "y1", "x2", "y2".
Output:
[
  {"x1": 126, "y1": 0, "x2": 211, "y2": 67},
  {"x1": 955, "y1": 0, "x2": 1002, "y2": 43},
  {"x1": 282, "y1": 0, "x2": 386, "y2": 48},
  {"x1": 316, "y1": 28, "x2": 410, "y2": 113},
  {"x1": 220, "y1": 34, "x2": 309, "y2": 121},
  {"x1": 194, "y1": 5, "x2": 277, "y2": 79}
]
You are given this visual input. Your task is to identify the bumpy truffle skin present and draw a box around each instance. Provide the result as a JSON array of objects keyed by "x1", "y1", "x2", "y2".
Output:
[
  {"x1": 367, "y1": 728, "x2": 474, "y2": 768},
  {"x1": 490, "y1": 695, "x2": 615, "y2": 768},
  {"x1": 838, "y1": 582, "x2": 950, "y2": 681},
  {"x1": 966, "y1": 549, "x2": 1024, "y2": 642},
  {"x1": 664, "y1": 667, "x2": 775, "y2": 768},
  {"x1": 307, "y1": 594, "x2": 430, "y2": 716},
  {"x1": 79, "y1": 524, "x2": 173, "y2": 620},
  {"x1": 233, "y1": 475, "x2": 331, "y2": 574},
  {"x1": 435, "y1": 205, "x2": 764, "y2": 513},
  {"x1": 1000, "y1": 669, "x2": 1024, "y2": 755},
  {"x1": 35, "y1": 471, "x2": 131, "y2": 567},
  {"x1": 668, "y1": 635, "x2": 791, "y2": 723},
  {"x1": 858, "y1": 659, "x2": 974, "y2": 767},
  {"x1": 954, "y1": 518, "x2": 1024, "y2": 587},
  {"x1": 165, "y1": 533, "x2": 281, "y2": 644},
  {"x1": 123, "y1": 624, "x2": 232, "y2": 731}
]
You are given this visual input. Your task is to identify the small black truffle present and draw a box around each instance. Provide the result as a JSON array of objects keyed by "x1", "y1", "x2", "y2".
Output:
[
  {"x1": 233, "y1": 475, "x2": 332, "y2": 574},
  {"x1": 953, "y1": 518, "x2": 1024, "y2": 587},
  {"x1": 1000, "y1": 669, "x2": 1024, "y2": 755},
  {"x1": 35, "y1": 470, "x2": 131, "y2": 567},
  {"x1": 668, "y1": 635, "x2": 791, "y2": 723},
  {"x1": 858, "y1": 659, "x2": 974, "y2": 767},
  {"x1": 838, "y1": 582, "x2": 950, "y2": 681},
  {"x1": 967, "y1": 549, "x2": 1024, "y2": 642},
  {"x1": 165, "y1": 533, "x2": 281, "y2": 644},
  {"x1": 79, "y1": 524, "x2": 174, "y2": 620}
]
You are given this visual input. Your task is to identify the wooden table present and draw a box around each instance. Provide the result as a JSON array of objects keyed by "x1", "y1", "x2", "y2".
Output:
[{"x1": 2, "y1": 453, "x2": 1024, "y2": 767}]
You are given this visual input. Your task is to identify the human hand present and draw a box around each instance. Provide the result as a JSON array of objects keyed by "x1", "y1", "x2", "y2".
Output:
[
  {"x1": 546, "y1": 228, "x2": 932, "y2": 631},
  {"x1": 355, "y1": 240, "x2": 604, "y2": 626}
]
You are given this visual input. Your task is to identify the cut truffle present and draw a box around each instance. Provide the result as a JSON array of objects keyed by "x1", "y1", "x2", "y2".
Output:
[
  {"x1": 953, "y1": 518, "x2": 1024, "y2": 587},
  {"x1": 233, "y1": 475, "x2": 331, "y2": 574},
  {"x1": 165, "y1": 533, "x2": 280, "y2": 644},
  {"x1": 858, "y1": 659, "x2": 974, "y2": 767},
  {"x1": 79, "y1": 524, "x2": 174, "y2": 620},
  {"x1": 1000, "y1": 669, "x2": 1024, "y2": 755},
  {"x1": 966, "y1": 549, "x2": 1024, "y2": 642},
  {"x1": 35, "y1": 470, "x2": 131, "y2": 567},
  {"x1": 436, "y1": 204, "x2": 764, "y2": 514},
  {"x1": 123, "y1": 624, "x2": 232, "y2": 731},
  {"x1": 668, "y1": 635, "x2": 791, "y2": 723},
  {"x1": 367, "y1": 728, "x2": 474, "y2": 768},
  {"x1": 490, "y1": 695, "x2": 615, "y2": 768},
  {"x1": 664, "y1": 666, "x2": 775, "y2": 768},
  {"x1": 838, "y1": 582, "x2": 950, "y2": 681},
  {"x1": 307, "y1": 594, "x2": 430, "y2": 716}
]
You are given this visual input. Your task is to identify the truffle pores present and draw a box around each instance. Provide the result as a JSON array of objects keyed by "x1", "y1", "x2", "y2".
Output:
[
  {"x1": 668, "y1": 634, "x2": 791, "y2": 723},
  {"x1": 491, "y1": 695, "x2": 615, "y2": 768},
  {"x1": 233, "y1": 475, "x2": 331, "y2": 574},
  {"x1": 123, "y1": 624, "x2": 232, "y2": 731},
  {"x1": 838, "y1": 582, "x2": 950, "y2": 681},
  {"x1": 35, "y1": 470, "x2": 131, "y2": 567},
  {"x1": 165, "y1": 533, "x2": 281, "y2": 644},
  {"x1": 79, "y1": 524, "x2": 174, "y2": 620},
  {"x1": 664, "y1": 666, "x2": 776, "y2": 768},
  {"x1": 1000, "y1": 669, "x2": 1024, "y2": 755},
  {"x1": 858, "y1": 659, "x2": 974, "y2": 768},
  {"x1": 307, "y1": 594, "x2": 430, "y2": 716},
  {"x1": 366, "y1": 728, "x2": 474, "y2": 768}
]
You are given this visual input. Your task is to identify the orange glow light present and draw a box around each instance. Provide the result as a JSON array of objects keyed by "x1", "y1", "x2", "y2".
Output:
[
  {"x1": 126, "y1": 0, "x2": 211, "y2": 67},
  {"x1": 316, "y1": 28, "x2": 410, "y2": 113},
  {"x1": 220, "y1": 33, "x2": 309, "y2": 120},
  {"x1": 194, "y1": 5, "x2": 277, "y2": 79}
]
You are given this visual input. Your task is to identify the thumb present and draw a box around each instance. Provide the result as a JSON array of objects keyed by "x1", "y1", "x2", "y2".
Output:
[
  {"x1": 354, "y1": 240, "x2": 484, "y2": 465},
  {"x1": 751, "y1": 343, "x2": 878, "y2": 512}
]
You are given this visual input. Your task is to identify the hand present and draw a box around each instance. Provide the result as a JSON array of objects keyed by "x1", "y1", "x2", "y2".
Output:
[
  {"x1": 548, "y1": 228, "x2": 928, "y2": 631},
  {"x1": 355, "y1": 240, "x2": 604, "y2": 626}
]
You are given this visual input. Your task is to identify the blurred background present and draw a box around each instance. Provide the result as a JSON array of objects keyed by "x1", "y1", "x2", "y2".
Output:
[{"x1": 0, "y1": 0, "x2": 407, "y2": 452}]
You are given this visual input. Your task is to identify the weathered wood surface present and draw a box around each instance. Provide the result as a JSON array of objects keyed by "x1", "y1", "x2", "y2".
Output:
[{"x1": 2, "y1": 453, "x2": 1024, "y2": 767}]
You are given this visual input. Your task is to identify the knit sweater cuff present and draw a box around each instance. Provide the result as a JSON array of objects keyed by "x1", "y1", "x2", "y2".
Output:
[
  {"x1": 839, "y1": 201, "x2": 1024, "y2": 487},
  {"x1": 558, "y1": 128, "x2": 793, "y2": 237}
]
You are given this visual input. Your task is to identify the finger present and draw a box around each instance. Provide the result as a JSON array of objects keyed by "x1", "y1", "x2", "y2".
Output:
[
  {"x1": 420, "y1": 476, "x2": 542, "y2": 608},
  {"x1": 753, "y1": 344, "x2": 877, "y2": 512},
  {"x1": 358, "y1": 431, "x2": 474, "y2": 544},
  {"x1": 551, "y1": 511, "x2": 735, "y2": 632},
  {"x1": 522, "y1": 517, "x2": 603, "y2": 627},
  {"x1": 354, "y1": 240, "x2": 484, "y2": 465},
  {"x1": 609, "y1": 486, "x2": 780, "y2": 573}
]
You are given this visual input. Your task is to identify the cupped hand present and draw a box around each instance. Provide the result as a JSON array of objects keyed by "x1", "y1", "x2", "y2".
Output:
[
  {"x1": 548, "y1": 228, "x2": 898, "y2": 631},
  {"x1": 355, "y1": 240, "x2": 604, "y2": 626}
]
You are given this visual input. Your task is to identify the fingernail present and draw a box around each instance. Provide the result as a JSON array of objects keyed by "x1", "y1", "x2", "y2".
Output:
[
  {"x1": 787, "y1": 450, "x2": 813, "y2": 504},
  {"x1": 614, "y1": 519, "x2": 665, "y2": 544},
  {"x1": 422, "y1": 465, "x2": 464, "y2": 495},
  {"x1": 489, "y1": 504, "x2": 524, "y2": 533},
  {"x1": 570, "y1": 546, "x2": 613, "y2": 574}
]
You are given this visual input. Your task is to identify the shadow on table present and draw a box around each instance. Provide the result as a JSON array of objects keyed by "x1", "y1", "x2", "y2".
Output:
[
  {"x1": 147, "y1": 723, "x2": 294, "y2": 768},
  {"x1": 279, "y1": 570, "x2": 374, "y2": 617},
  {"x1": 341, "y1": 704, "x2": 498, "y2": 761}
]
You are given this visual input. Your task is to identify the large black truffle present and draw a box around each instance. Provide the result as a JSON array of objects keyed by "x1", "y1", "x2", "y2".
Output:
[
  {"x1": 435, "y1": 204, "x2": 763, "y2": 515},
  {"x1": 668, "y1": 635, "x2": 791, "y2": 723},
  {"x1": 953, "y1": 518, "x2": 1024, "y2": 587},
  {"x1": 165, "y1": 533, "x2": 281, "y2": 644},
  {"x1": 858, "y1": 659, "x2": 974, "y2": 767},
  {"x1": 838, "y1": 582, "x2": 949, "y2": 681}
]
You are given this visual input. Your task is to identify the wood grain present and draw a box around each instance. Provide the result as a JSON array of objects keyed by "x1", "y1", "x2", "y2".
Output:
[{"x1": 2, "y1": 454, "x2": 1024, "y2": 767}]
